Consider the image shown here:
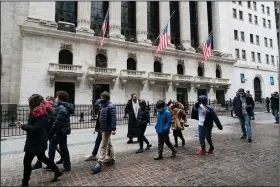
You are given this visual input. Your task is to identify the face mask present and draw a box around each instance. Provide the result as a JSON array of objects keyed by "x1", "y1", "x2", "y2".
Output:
[
  {"x1": 100, "y1": 100, "x2": 107, "y2": 104},
  {"x1": 239, "y1": 93, "x2": 245, "y2": 97}
]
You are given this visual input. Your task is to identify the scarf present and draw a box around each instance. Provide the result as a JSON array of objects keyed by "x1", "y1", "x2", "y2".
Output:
[{"x1": 132, "y1": 100, "x2": 140, "y2": 118}]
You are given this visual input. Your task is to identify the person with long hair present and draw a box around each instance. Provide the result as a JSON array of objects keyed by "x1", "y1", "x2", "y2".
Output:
[{"x1": 19, "y1": 94, "x2": 63, "y2": 186}]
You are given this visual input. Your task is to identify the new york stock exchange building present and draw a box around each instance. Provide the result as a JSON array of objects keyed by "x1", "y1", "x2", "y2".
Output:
[{"x1": 1, "y1": 1, "x2": 278, "y2": 107}]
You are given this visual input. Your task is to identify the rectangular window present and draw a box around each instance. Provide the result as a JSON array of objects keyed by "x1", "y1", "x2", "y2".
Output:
[
  {"x1": 261, "y1": 4, "x2": 265, "y2": 13},
  {"x1": 266, "y1": 54, "x2": 269, "y2": 64},
  {"x1": 247, "y1": 1, "x2": 251, "y2": 8},
  {"x1": 253, "y1": 2, "x2": 257, "y2": 10},
  {"x1": 254, "y1": 15, "x2": 258, "y2": 25},
  {"x1": 257, "y1": 53, "x2": 261, "y2": 63},
  {"x1": 267, "y1": 6, "x2": 270, "y2": 15},
  {"x1": 268, "y1": 20, "x2": 271, "y2": 29},
  {"x1": 238, "y1": 1, "x2": 242, "y2": 6},
  {"x1": 242, "y1": 50, "x2": 246, "y2": 60},
  {"x1": 256, "y1": 35, "x2": 260, "y2": 45},
  {"x1": 232, "y1": 1, "x2": 236, "y2": 3},
  {"x1": 239, "y1": 11, "x2": 243, "y2": 20},
  {"x1": 248, "y1": 13, "x2": 252, "y2": 23},
  {"x1": 233, "y1": 8, "x2": 237, "y2": 19},
  {"x1": 263, "y1": 18, "x2": 266, "y2": 27},
  {"x1": 234, "y1": 30, "x2": 239, "y2": 40},
  {"x1": 264, "y1": 37, "x2": 268, "y2": 47},
  {"x1": 269, "y1": 39, "x2": 273, "y2": 48},
  {"x1": 251, "y1": 51, "x2": 255, "y2": 62},
  {"x1": 235, "y1": 48, "x2": 240, "y2": 59},
  {"x1": 241, "y1": 31, "x2": 245, "y2": 41},
  {"x1": 271, "y1": 55, "x2": 275, "y2": 65},
  {"x1": 250, "y1": 34, "x2": 254, "y2": 43}
]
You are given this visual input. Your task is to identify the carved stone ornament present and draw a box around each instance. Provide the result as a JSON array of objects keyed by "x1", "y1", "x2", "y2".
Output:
[
  {"x1": 60, "y1": 43, "x2": 73, "y2": 51},
  {"x1": 128, "y1": 52, "x2": 137, "y2": 61},
  {"x1": 97, "y1": 48, "x2": 107, "y2": 56},
  {"x1": 154, "y1": 56, "x2": 162, "y2": 62}
]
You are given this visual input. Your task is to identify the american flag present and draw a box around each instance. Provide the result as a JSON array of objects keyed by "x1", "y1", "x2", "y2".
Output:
[
  {"x1": 156, "y1": 23, "x2": 169, "y2": 53},
  {"x1": 100, "y1": 9, "x2": 109, "y2": 48},
  {"x1": 202, "y1": 35, "x2": 213, "y2": 63}
]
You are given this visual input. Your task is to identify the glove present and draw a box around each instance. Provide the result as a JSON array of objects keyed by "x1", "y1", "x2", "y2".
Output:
[{"x1": 218, "y1": 125, "x2": 223, "y2": 130}]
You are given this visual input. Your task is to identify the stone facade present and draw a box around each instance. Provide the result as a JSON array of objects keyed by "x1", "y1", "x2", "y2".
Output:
[{"x1": 1, "y1": 2, "x2": 278, "y2": 105}]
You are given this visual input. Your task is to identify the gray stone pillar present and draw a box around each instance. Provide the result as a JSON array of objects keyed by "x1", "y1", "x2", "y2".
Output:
[
  {"x1": 179, "y1": 2, "x2": 192, "y2": 49},
  {"x1": 76, "y1": 2, "x2": 94, "y2": 33},
  {"x1": 159, "y1": 2, "x2": 173, "y2": 47},
  {"x1": 136, "y1": 2, "x2": 151, "y2": 44},
  {"x1": 109, "y1": 2, "x2": 125, "y2": 40},
  {"x1": 197, "y1": 2, "x2": 209, "y2": 45}
]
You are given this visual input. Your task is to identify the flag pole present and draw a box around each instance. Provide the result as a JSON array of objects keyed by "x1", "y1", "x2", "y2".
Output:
[
  {"x1": 100, "y1": 7, "x2": 109, "y2": 47},
  {"x1": 195, "y1": 22, "x2": 220, "y2": 52},
  {"x1": 152, "y1": 10, "x2": 176, "y2": 46}
]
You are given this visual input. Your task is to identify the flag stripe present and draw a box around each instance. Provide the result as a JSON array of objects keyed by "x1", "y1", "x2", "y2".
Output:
[
  {"x1": 202, "y1": 36, "x2": 213, "y2": 63},
  {"x1": 156, "y1": 23, "x2": 169, "y2": 53},
  {"x1": 101, "y1": 10, "x2": 109, "y2": 48}
]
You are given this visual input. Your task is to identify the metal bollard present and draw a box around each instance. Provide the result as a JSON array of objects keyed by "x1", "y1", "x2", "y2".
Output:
[{"x1": 79, "y1": 112, "x2": 85, "y2": 122}]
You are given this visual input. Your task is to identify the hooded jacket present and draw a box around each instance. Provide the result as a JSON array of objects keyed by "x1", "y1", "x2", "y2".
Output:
[
  {"x1": 155, "y1": 108, "x2": 172, "y2": 134},
  {"x1": 49, "y1": 101, "x2": 74, "y2": 137},
  {"x1": 21, "y1": 103, "x2": 52, "y2": 152}
]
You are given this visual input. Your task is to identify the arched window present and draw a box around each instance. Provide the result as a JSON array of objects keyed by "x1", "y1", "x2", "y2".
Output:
[
  {"x1": 147, "y1": 2, "x2": 159, "y2": 45},
  {"x1": 197, "y1": 66, "x2": 203, "y2": 77},
  {"x1": 127, "y1": 58, "x2": 136, "y2": 70},
  {"x1": 95, "y1": 54, "x2": 107, "y2": 68},
  {"x1": 55, "y1": 1, "x2": 78, "y2": 26},
  {"x1": 254, "y1": 77, "x2": 262, "y2": 102},
  {"x1": 170, "y1": 2, "x2": 181, "y2": 46},
  {"x1": 90, "y1": 1, "x2": 109, "y2": 36},
  {"x1": 59, "y1": 50, "x2": 73, "y2": 65},
  {"x1": 121, "y1": 2, "x2": 136, "y2": 42},
  {"x1": 177, "y1": 64, "x2": 184, "y2": 75},
  {"x1": 216, "y1": 69, "x2": 221, "y2": 78},
  {"x1": 154, "y1": 61, "x2": 162, "y2": 73}
]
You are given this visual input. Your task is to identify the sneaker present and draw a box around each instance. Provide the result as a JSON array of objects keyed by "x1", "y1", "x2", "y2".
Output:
[
  {"x1": 196, "y1": 150, "x2": 206, "y2": 155},
  {"x1": 104, "y1": 160, "x2": 115, "y2": 166},
  {"x1": 145, "y1": 144, "x2": 152, "y2": 150},
  {"x1": 206, "y1": 147, "x2": 214, "y2": 154},
  {"x1": 248, "y1": 137, "x2": 252, "y2": 143},
  {"x1": 127, "y1": 140, "x2": 133, "y2": 144},
  {"x1": 50, "y1": 170, "x2": 63, "y2": 182},
  {"x1": 154, "y1": 155, "x2": 163, "y2": 160},
  {"x1": 171, "y1": 150, "x2": 177, "y2": 157},
  {"x1": 56, "y1": 158, "x2": 63, "y2": 165},
  {"x1": 85, "y1": 154, "x2": 97, "y2": 161},
  {"x1": 240, "y1": 136, "x2": 247, "y2": 139},
  {"x1": 91, "y1": 167, "x2": 101, "y2": 174},
  {"x1": 136, "y1": 149, "x2": 144, "y2": 154}
]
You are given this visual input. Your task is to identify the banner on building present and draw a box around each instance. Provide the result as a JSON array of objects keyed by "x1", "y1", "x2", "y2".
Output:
[
  {"x1": 240, "y1": 73, "x2": 245, "y2": 83},
  {"x1": 270, "y1": 76, "x2": 274, "y2": 85}
]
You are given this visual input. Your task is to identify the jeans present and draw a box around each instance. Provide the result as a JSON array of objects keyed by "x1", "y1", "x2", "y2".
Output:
[
  {"x1": 95, "y1": 132, "x2": 115, "y2": 168},
  {"x1": 138, "y1": 125, "x2": 150, "y2": 149},
  {"x1": 157, "y1": 133, "x2": 175, "y2": 156},
  {"x1": 23, "y1": 151, "x2": 59, "y2": 183},
  {"x1": 198, "y1": 125, "x2": 213, "y2": 152},
  {"x1": 92, "y1": 131, "x2": 102, "y2": 156},
  {"x1": 49, "y1": 135, "x2": 71, "y2": 170},
  {"x1": 272, "y1": 109, "x2": 279, "y2": 123},
  {"x1": 238, "y1": 114, "x2": 252, "y2": 137}
]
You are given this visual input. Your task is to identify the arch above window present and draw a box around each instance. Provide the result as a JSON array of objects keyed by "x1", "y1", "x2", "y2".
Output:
[
  {"x1": 95, "y1": 54, "x2": 107, "y2": 68},
  {"x1": 154, "y1": 61, "x2": 162, "y2": 73},
  {"x1": 127, "y1": 58, "x2": 136, "y2": 70},
  {"x1": 59, "y1": 49, "x2": 73, "y2": 65}
]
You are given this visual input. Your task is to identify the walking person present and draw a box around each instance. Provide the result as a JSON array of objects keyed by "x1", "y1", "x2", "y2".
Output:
[
  {"x1": 246, "y1": 90, "x2": 255, "y2": 120},
  {"x1": 154, "y1": 100, "x2": 177, "y2": 160},
  {"x1": 19, "y1": 94, "x2": 63, "y2": 186},
  {"x1": 136, "y1": 99, "x2": 152, "y2": 153},
  {"x1": 233, "y1": 88, "x2": 253, "y2": 143},
  {"x1": 91, "y1": 91, "x2": 116, "y2": 174},
  {"x1": 48, "y1": 91, "x2": 74, "y2": 172},
  {"x1": 271, "y1": 92, "x2": 279, "y2": 124},
  {"x1": 125, "y1": 94, "x2": 140, "y2": 144},
  {"x1": 266, "y1": 97, "x2": 270, "y2": 113},
  {"x1": 85, "y1": 99, "x2": 102, "y2": 161},
  {"x1": 191, "y1": 95, "x2": 223, "y2": 155},
  {"x1": 168, "y1": 101, "x2": 186, "y2": 148}
]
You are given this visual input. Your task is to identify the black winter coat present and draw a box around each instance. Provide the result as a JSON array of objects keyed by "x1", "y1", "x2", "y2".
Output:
[
  {"x1": 49, "y1": 101, "x2": 74, "y2": 137},
  {"x1": 22, "y1": 114, "x2": 50, "y2": 153},
  {"x1": 271, "y1": 96, "x2": 279, "y2": 110},
  {"x1": 137, "y1": 107, "x2": 150, "y2": 127},
  {"x1": 125, "y1": 99, "x2": 140, "y2": 138},
  {"x1": 232, "y1": 96, "x2": 253, "y2": 117}
]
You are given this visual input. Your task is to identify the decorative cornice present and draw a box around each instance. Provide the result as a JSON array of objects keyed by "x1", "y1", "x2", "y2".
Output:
[
  {"x1": 234, "y1": 63, "x2": 278, "y2": 72},
  {"x1": 19, "y1": 20, "x2": 237, "y2": 65}
]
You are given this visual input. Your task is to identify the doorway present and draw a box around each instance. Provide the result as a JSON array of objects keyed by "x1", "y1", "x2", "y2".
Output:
[
  {"x1": 254, "y1": 77, "x2": 262, "y2": 102},
  {"x1": 176, "y1": 88, "x2": 188, "y2": 106},
  {"x1": 216, "y1": 90, "x2": 225, "y2": 105},
  {"x1": 93, "y1": 84, "x2": 110, "y2": 103},
  {"x1": 197, "y1": 89, "x2": 207, "y2": 98},
  {"x1": 54, "y1": 82, "x2": 75, "y2": 104}
]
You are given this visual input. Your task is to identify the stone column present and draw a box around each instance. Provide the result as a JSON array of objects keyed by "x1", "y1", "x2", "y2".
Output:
[
  {"x1": 211, "y1": 2, "x2": 230, "y2": 54},
  {"x1": 197, "y1": 2, "x2": 209, "y2": 45},
  {"x1": 136, "y1": 2, "x2": 151, "y2": 44},
  {"x1": 76, "y1": 2, "x2": 94, "y2": 33},
  {"x1": 179, "y1": 2, "x2": 192, "y2": 49},
  {"x1": 159, "y1": 2, "x2": 173, "y2": 47},
  {"x1": 28, "y1": 2, "x2": 56, "y2": 22},
  {"x1": 109, "y1": 2, "x2": 125, "y2": 40},
  {"x1": 209, "y1": 85, "x2": 216, "y2": 101}
]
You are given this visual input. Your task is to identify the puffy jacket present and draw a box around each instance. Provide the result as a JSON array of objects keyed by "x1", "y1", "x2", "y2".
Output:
[
  {"x1": 49, "y1": 101, "x2": 74, "y2": 137},
  {"x1": 99, "y1": 101, "x2": 116, "y2": 132},
  {"x1": 137, "y1": 107, "x2": 150, "y2": 126},
  {"x1": 271, "y1": 96, "x2": 279, "y2": 110},
  {"x1": 21, "y1": 103, "x2": 51, "y2": 153},
  {"x1": 232, "y1": 96, "x2": 253, "y2": 117},
  {"x1": 155, "y1": 108, "x2": 172, "y2": 134}
]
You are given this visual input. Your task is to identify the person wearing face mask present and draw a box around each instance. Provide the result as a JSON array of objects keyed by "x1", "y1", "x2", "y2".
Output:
[
  {"x1": 125, "y1": 94, "x2": 140, "y2": 144},
  {"x1": 233, "y1": 88, "x2": 253, "y2": 143},
  {"x1": 135, "y1": 99, "x2": 152, "y2": 153},
  {"x1": 154, "y1": 100, "x2": 177, "y2": 160}
]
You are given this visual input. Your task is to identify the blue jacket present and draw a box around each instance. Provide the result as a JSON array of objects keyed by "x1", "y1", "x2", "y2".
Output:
[
  {"x1": 155, "y1": 108, "x2": 172, "y2": 134},
  {"x1": 99, "y1": 101, "x2": 117, "y2": 132}
]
